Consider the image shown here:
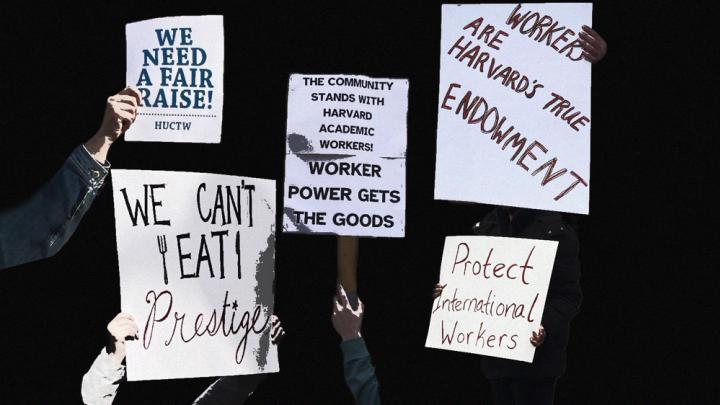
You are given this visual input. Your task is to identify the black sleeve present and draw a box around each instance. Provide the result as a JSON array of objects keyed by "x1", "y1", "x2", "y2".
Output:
[
  {"x1": 192, "y1": 374, "x2": 268, "y2": 405},
  {"x1": 541, "y1": 226, "x2": 582, "y2": 335}
]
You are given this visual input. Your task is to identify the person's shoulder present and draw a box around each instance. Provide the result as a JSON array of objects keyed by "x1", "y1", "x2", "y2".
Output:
[
  {"x1": 531, "y1": 210, "x2": 578, "y2": 241},
  {"x1": 472, "y1": 207, "x2": 500, "y2": 235}
]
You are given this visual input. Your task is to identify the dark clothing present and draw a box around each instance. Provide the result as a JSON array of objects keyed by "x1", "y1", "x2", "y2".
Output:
[
  {"x1": 192, "y1": 374, "x2": 268, "y2": 405},
  {"x1": 0, "y1": 145, "x2": 108, "y2": 270},
  {"x1": 341, "y1": 337, "x2": 381, "y2": 405},
  {"x1": 474, "y1": 207, "x2": 582, "y2": 380},
  {"x1": 490, "y1": 378, "x2": 557, "y2": 405}
]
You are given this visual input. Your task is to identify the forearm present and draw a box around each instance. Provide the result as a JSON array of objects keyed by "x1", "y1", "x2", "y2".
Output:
[
  {"x1": 341, "y1": 338, "x2": 381, "y2": 405},
  {"x1": 0, "y1": 144, "x2": 109, "y2": 270},
  {"x1": 81, "y1": 349, "x2": 125, "y2": 405}
]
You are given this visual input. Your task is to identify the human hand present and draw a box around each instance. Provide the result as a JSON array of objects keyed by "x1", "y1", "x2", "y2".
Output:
[
  {"x1": 530, "y1": 325, "x2": 546, "y2": 347},
  {"x1": 96, "y1": 87, "x2": 141, "y2": 141},
  {"x1": 270, "y1": 315, "x2": 285, "y2": 345},
  {"x1": 85, "y1": 87, "x2": 141, "y2": 163},
  {"x1": 432, "y1": 283, "x2": 446, "y2": 299},
  {"x1": 331, "y1": 284, "x2": 363, "y2": 342},
  {"x1": 106, "y1": 312, "x2": 139, "y2": 364},
  {"x1": 579, "y1": 25, "x2": 607, "y2": 63}
]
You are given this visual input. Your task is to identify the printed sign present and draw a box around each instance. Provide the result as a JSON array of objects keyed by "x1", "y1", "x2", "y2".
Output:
[
  {"x1": 126, "y1": 15, "x2": 224, "y2": 143},
  {"x1": 283, "y1": 74, "x2": 408, "y2": 237}
]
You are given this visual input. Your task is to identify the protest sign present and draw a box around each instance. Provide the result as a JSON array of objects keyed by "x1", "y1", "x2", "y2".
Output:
[
  {"x1": 434, "y1": 4, "x2": 592, "y2": 214},
  {"x1": 125, "y1": 15, "x2": 224, "y2": 143},
  {"x1": 283, "y1": 74, "x2": 408, "y2": 237},
  {"x1": 426, "y1": 236, "x2": 557, "y2": 362},
  {"x1": 111, "y1": 169, "x2": 277, "y2": 381}
]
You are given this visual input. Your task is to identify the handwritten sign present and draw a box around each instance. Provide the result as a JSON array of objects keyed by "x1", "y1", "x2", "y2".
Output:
[
  {"x1": 434, "y1": 4, "x2": 592, "y2": 214},
  {"x1": 425, "y1": 236, "x2": 557, "y2": 362},
  {"x1": 125, "y1": 15, "x2": 224, "y2": 143},
  {"x1": 111, "y1": 169, "x2": 277, "y2": 381},
  {"x1": 283, "y1": 74, "x2": 407, "y2": 237}
]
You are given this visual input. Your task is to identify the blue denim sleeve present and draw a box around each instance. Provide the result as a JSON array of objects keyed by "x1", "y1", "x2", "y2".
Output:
[
  {"x1": 0, "y1": 144, "x2": 109, "y2": 270},
  {"x1": 341, "y1": 337, "x2": 381, "y2": 405}
]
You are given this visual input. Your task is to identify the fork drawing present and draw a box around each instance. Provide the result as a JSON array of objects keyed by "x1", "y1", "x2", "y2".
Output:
[
  {"x1": 235, "y1": 231, "x2": 241, "y2": 279},
  {"x1": 157, "y1": 235, "x2": 168, "y2": 285}
]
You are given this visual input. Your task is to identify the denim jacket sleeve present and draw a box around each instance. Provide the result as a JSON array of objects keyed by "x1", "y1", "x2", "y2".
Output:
[
  {"x1": 341, "y1": 337, "x2": 381, "y2": 405},
  {"x1": 0, "y1": 144, "x2": 109, "y2": 270}
]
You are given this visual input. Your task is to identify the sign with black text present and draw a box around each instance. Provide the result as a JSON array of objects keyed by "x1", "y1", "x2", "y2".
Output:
[
  {"x1": 283, "y1": 74, "x2": 407, "y2": 237},
  {"x1": 111, "y1": 169, "x2": 277, "y2": 381}
]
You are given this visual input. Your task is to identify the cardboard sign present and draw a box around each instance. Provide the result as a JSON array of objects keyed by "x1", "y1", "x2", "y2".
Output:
[
  {"x1": 283, "y1": 74, "x2": 408, "y2": 237},
  {"x1": 111, "y1": 169, "x2": 277, "y2": 381},
  {"x1": 434, "y1": 4, "x2": 592, "y2": 214},
  {"x1": 426, "y1": 236, "x2": 558, "y2": 362},
  {"x1": 125, "y1": 15, "x2": 224, "y2": 143}
]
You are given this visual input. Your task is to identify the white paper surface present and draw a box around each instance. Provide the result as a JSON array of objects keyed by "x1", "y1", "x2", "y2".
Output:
[
  {"x1": 111, "y1": 169, "x2": 277, "y2": 381},
  {"x1": 435, "y1": 4, "x2": 592, "y2": 214},
  {"x1": 282, "y1": 74, "x2": 407, "y2": 237},
  {"x1": 426, "y1": 236, "x2": 558, "y2": 362},
  {"x1": 125, "y1": 15, "x2": 224, "y2": 143}
]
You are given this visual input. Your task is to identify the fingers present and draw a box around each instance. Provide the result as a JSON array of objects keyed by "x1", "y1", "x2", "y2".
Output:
[
  {"x1": 118, "y1": 86, "x2": 142, "y2": 107},
  {"x1": 530, "y1": 326, "x2": 545, "y2": 347},
  {"x1": 581, "y1": 25, "x2": 600, "y2": 39},
  {"x1": 270, "y1": 315, "x2": 283, "y2": 337},
  {"x1": 109, "y1": 98, "x2": 138, "y2": 117},
  {"x1": 579, "y1": 25, "x2": 606, "y2": 63},
  {"x1": 579, "y1": 40, "x2": 600, "y2": 58},
  {"x1": 109, "y1": 312, "x2": 139, "y2": 341},
  {"x1": 352, "y1": 298, "x2": 364, "y2": 317},
  {"x1": 271, "y1": 324, "x2": 285, "y2": 344},
  {"x1": 432, "y1": 283, "x2": 447, "y2": 299},
  {"x1": 582, "y1": 49, "x2": 602, "y2": 63},
  {"x1": 114, "y1": 312, "x2": 135, "y2": 323},
  {"x1": 114, "y1": 325, "x2": 139, "y2": 342},
  {"x1": 116, "y1": 111, "x2": 134, "y2": 131},
  {"x1": 110, "y1": 94, "x2": 139, "y2": 108},
  {"x1": 335, "y1": 283, "x2": 349, "y2": 308},
  {"x1": 578, "y1": 31, "x2": 599, "y2": 48},
  {"x1": 333, "y1": 297, "x2": 344, "y2": 313}
]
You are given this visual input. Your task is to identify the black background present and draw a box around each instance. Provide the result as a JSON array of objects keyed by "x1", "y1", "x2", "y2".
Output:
[{"x1": 0, "y1": 1, "x2": 716, "y2": 403}]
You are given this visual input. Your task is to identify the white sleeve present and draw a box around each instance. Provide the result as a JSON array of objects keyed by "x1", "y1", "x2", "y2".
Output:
[{"x1": 81, "y1": 348, "x2": 126, "y2": 405}]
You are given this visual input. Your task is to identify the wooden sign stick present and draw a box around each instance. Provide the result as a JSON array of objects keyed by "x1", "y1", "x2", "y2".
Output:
[{"x1": 337, "y1": 236, "x2": 359, "y2": 296}]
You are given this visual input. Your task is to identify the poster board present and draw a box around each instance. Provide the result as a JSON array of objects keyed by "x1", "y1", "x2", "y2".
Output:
[
  {"x1": 426, "y1": 235, "x2": 558, "y2": 362},
  {"x1": 434, "y1": 4, "x2": 592, "y2": 214},
  {"x1": 111, "y1": 169, "x2": 277, "y2": 381},
  {"x1": 125, "y1": 15, "x2": 224, "y2": 143},
  {"x1": 283, "y1": 74, "x2": 408, "y2": 237}
]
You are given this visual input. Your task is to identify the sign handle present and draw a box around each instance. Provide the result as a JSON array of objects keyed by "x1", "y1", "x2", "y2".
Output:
[{"x1": 337, "y1": 236, "x2": 359, "y2": 296}]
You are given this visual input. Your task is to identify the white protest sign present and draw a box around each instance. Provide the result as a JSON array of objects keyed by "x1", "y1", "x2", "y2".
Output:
[
  {"x1": 111, "y1": 169, "x2": 277, "y2": 381},
  {"x1": 426, "y1": 236, "x2": 557, "y2": 362},
  {"x1": 434, "y1": 4, "x2": 592, "y2": 214},
  {"x1": 125, "y1": 15, "x2": 224, "y2": 143},
  {"x1": 283, "y1": 74, "x2": 407, "y2": 237}
]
